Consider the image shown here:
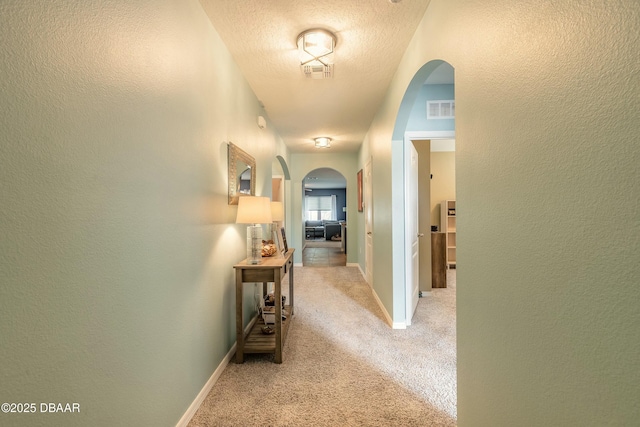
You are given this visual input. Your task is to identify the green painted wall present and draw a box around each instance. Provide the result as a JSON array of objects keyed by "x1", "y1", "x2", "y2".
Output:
[
  {"x1": 360, "y1": 0, "x2": 640, "y2": 424},
  {"x1": 0, "y1": 1, "x2": 288, "y2": 425}
]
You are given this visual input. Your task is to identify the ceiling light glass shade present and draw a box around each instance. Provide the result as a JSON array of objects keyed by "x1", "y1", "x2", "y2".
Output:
[
  {"x1": 297, "y1": 29, "x2": 336, "y2": 67},
  {"x1": 314, "y1": 137, "x2": 332, "y2": 148}
]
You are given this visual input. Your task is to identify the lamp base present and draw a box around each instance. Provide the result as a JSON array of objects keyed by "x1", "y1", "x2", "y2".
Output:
[{"x1": 247, "y1": 225, "x2": 262, "y2": 264}]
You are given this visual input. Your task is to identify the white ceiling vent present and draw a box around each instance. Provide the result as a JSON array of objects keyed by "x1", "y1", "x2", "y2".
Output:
[
  {"x1": 427, "y1": 100, "x2": 455, "y2": 119},
  {"x1": 302, "y1": 64, "x2": 333, "y2": 79}
]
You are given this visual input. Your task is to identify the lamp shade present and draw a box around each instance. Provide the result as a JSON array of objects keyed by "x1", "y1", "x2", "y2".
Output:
[
  {"x1": 271, "y1": 201, "x2": 284, "y2": 222},
  {"x1": 236, "y1": 196, "x2": 272, "y2": 224}
]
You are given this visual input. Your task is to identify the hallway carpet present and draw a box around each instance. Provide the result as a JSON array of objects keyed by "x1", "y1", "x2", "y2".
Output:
[{"x1": 188, "y1": 267, "x2": 457, "y2": 427}]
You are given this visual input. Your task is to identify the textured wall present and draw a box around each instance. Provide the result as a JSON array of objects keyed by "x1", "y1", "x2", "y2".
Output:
[
  {"x1": 362, "y1": 0, "x2": 640, "y2": 424},
  {"x1": 0, "y1": 1, "x2": 287, "y2": 425}
]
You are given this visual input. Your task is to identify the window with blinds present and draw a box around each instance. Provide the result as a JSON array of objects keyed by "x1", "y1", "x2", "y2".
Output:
[{"x1": 305, "y1": 195, "x2": 336, "y2": 221}]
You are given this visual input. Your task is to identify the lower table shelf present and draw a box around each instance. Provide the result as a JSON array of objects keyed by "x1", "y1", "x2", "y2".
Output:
[{"x1": 243, "y1": 306, "x2": 292, "y2": 354}]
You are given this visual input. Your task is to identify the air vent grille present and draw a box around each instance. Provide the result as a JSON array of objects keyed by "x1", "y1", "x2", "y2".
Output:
[
  {"x1": 302, "y1": 64, "x2": 333, "y2": 79},
  {"x1": 427, "y1": 100, "x2": 455, "y2": 119}
]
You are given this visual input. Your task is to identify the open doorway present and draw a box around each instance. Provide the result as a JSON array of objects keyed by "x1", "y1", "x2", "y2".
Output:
[
  {"x1": 302, "y1": 168, "x2": 347, "y2": 267},
  {"x1": 404, "y1": 135, "x2": 456, "y2": 323},
  {"x1": 390, "y1": 60, "x2": 455, "y2": 328},
  {"x1": 272, "y1": 155, "x2": 290, "y2": 253},
  {"x1": 390, "y1": 57, "x2": 457, "y2": 416}
]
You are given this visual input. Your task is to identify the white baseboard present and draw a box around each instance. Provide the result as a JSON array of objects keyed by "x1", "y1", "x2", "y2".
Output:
[
  {"x1": 346, "y1": 262, "x2": 359, "y2": 268},
  {"x1": 176, "y1": 316, "x2": 258, "y2": 427},
  {"x1": 294, "y1": 262, "x2": 303, "y2": 267},
  {"x1": 361, "y1": 273, "x2": 394, "y2": 329},
  {"x1": 175, "y1": 347, "x2": 234, "y2": 427}
]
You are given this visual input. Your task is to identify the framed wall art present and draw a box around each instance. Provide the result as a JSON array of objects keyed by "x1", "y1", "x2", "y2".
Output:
[
  {"x1": 357, "y1": 169, "x2": 363, "y2": 212},
  {"x1": 280, "y1": 227, "x2": 288, "y2": 253}
]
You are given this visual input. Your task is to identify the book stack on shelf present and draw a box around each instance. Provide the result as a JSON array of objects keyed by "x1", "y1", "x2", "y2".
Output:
[{"x1": 261, "y1": 293, "x2": 286, "y2": 324}]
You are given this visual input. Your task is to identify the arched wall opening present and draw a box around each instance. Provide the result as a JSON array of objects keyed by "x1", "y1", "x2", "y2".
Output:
[
  {"x1": 302, "y1": 168, "x2": 347, "y2": 222},
  {"x1": 389, "y1": 60, "x2": 455, "y2": 328},
  {"x1": 288, "y1": 154, "x2": 359, "y2": 266},
  {"x1": 272, "y1": 155, "x2": 291, "y2": 232}
]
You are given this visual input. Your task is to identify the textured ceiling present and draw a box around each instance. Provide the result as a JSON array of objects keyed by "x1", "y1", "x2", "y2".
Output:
[{"x1": 199, "y1": 0, "x2": 432, "y2": 153}]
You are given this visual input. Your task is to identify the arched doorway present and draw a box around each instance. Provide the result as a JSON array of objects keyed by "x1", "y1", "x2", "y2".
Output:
[
  {"x1": 391, "y1": 60, "x2": 455, "y2": 326},
  {"x1": 302, "y1": 168, "x2": 347, "y2": 267},
  {"x1": 271, "y1": 155, "x2": 291, "y2": 256}
]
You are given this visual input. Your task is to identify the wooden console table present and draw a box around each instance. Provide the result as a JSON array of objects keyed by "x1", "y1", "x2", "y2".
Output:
[{"x1": 234, "y1": 249, "x2": 294, "y2": 364}]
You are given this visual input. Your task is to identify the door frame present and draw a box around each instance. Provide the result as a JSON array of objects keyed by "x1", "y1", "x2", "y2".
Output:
[
  {"x1": 364, "y1": 158, "x2": 373, "y2": 286},
  {"x1": 403, "y1": 131, "x2": 454, "y2": 326},
  {"x1": 404, "y1": 141, "x2": 421, "y2": 326}
]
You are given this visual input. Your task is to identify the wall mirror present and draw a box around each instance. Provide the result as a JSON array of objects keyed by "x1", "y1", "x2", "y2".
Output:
[{"x1": 228, "y1": 142, "x2": 256, "y2": 205}]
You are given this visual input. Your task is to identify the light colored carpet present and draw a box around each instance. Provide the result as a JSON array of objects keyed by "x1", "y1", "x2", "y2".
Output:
[{"x1": 188, "y1": 267, "x2": 457, "y2": 427}]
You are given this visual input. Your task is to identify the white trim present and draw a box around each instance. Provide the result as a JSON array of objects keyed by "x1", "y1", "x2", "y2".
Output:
[
  {"x1": 364, "y1": 274, "x2": 394, "y2": 328},
  {"x1": 364, "y1": 157, "x2": 374, "y2": 288},
  {"x1": 393, "y1": 321, "x2": 407, "y2": 329},
  {"x1": 176, "y1": 316, "x2": 258, "y2": 427},
  {"x1": 347, "y1": 262, "x2": 360, "y2": 268},
  {"x1": 404, "y1": 130, "x2": 455, "y2": 140},
  {"x1": 175, "y1": 351, "x2": 232, "y2": 427},
  {"x1": 404, "y1": 139, "x2": 416, "y2": 326},
  {"x1": 353, "y1": 263, "x2": 402, "y2": 328},
  {"x1": 294, "y1": 262, "x2": 303, "y2": 267}
]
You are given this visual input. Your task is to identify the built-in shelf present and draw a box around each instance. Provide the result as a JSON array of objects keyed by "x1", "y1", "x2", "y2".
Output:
[{"x1": 441, "y1": 200, "x2": 456, "y2": 268}]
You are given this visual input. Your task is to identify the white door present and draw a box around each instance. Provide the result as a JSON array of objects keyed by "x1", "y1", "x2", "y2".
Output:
[
  {"x1": 406, "y1": 142, "x2": 420, "y2": 324},
  {"x1": 364, "y1": 159, "x2": 373, "y2": 286}
]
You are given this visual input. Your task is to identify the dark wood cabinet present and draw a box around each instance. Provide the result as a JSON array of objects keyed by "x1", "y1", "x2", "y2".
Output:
[{"x1": 431, "y1": 233, "x2": 446, "y2": 288}]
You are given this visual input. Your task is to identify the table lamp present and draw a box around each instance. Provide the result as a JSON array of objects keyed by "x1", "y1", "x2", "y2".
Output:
[
  {"x1": 271, "y1": 201, "x2": 284, "y2": 224},
  {"x1": 270, "y1": 201, "x2": 284, "y2": 253},
  {"x1": 236, "y1": 196, "x2": 272, "y2": 264}
]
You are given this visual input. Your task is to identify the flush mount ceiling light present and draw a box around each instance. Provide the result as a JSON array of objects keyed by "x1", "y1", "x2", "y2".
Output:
[
  {"x1": 297, "y1": 29, "x2": 337, "y2": 79},
  {"x1": 314, "y1": 137, "x2": 332, "y2": 148}
]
